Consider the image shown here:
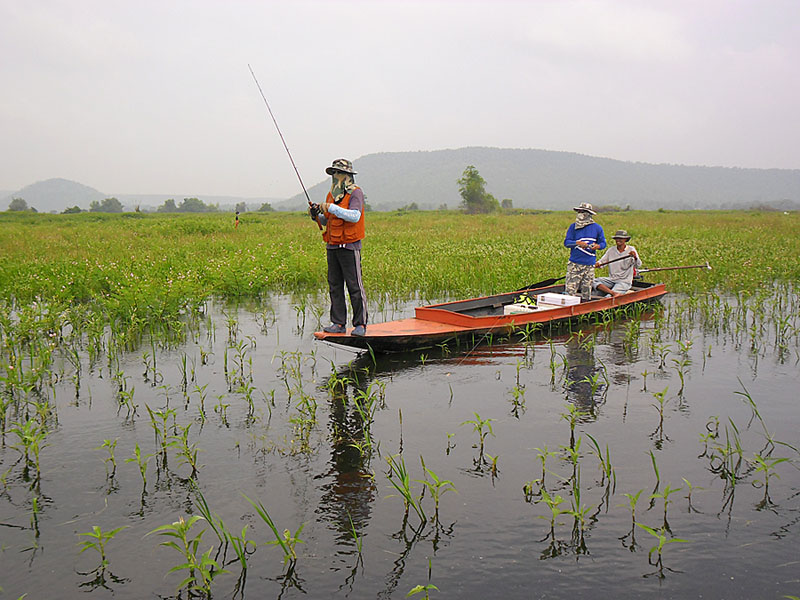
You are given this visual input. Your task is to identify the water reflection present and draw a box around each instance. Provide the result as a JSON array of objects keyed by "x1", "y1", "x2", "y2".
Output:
[{"x1": 316, "y1": 374, "x2": 377, "y2": 575}]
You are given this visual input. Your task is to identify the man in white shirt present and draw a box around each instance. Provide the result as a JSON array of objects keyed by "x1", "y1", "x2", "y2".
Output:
[{"x1": 593, "y1": 230, "x2": 642, "y2": 297}]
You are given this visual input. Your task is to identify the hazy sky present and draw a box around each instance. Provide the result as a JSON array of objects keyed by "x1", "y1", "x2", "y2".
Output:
[{"x1": 2, "y1": 0, "x2": 798, "y2": 198}]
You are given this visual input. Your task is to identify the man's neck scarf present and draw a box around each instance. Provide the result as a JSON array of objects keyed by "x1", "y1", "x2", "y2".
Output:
[
  {"x1": 574, "y1": 211, "x2": 595, "y2": 229},
  {"x1": 330, "y1": 172, "x2": 357, "y2": 203}
]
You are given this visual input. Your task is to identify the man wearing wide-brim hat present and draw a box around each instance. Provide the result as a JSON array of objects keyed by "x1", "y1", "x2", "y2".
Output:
[
  {"x1": 593, "y1": 229, "x2": 642, "y2": 297},
  {"x1": 310, "y1": 158, "x2": 368, "y2": 336},
  {"x1": 563, "y1": 203, "x2": 607, "y2": 301}
]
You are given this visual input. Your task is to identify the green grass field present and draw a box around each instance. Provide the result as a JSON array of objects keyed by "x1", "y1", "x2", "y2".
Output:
[{"x1": 1, "y1": 210, "x2": 798, "y2": 317}]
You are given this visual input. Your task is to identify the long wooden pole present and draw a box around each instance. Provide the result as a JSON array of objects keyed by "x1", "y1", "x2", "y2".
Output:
[{"x1": 638, "y1": 261, "x2": 711, "y2": 273}]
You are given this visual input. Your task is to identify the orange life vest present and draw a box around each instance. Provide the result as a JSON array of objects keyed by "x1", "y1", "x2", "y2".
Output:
[{"x1": 322, "y1": 189, "x2": 365, "y2": 244}]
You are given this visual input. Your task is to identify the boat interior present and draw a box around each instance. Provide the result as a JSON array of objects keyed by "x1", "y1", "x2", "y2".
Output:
[{"x1": 431, "y1": 280, "x2": 659, "y2": 318}]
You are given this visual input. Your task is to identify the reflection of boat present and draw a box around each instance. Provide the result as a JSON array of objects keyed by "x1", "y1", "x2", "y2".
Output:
[{"x1": 314, "y1": 281, "x2": 667, "y2": 353}]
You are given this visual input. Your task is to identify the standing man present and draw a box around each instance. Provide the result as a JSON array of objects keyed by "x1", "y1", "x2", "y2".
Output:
[
  {"x1": 593, "y1": 229, "x2": 642, "y2": 297},
  {"x1": 310, "y1": 158, "x2": 368, "y2": 336},
  {"x1": 563, "y1": 202, "x2": 606, "y2": 301}
]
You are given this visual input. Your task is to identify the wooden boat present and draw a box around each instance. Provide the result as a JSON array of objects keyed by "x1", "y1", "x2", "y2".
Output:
[{"x1": 313, "y1": 280, "x2": 667, "y2": 353}]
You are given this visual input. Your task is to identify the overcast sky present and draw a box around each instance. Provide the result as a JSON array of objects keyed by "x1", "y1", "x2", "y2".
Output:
[{"x1": 1, "y1": 0, "x2": 798, "y2": 198}]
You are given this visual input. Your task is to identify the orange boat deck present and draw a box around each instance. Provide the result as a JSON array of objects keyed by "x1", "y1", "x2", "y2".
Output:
[{"x1": 313, "y1": 282, "x2": 667, "y2": 352}]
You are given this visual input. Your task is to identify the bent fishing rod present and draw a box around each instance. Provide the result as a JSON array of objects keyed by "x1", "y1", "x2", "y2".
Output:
[{"x1": 248, "y1": 64, "x2": 321, "y2": 229}]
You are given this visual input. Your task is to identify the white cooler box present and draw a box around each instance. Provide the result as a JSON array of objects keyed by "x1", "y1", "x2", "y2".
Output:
[{"x1": 536, "y1": 292, "x2": 581, "y2": 307}]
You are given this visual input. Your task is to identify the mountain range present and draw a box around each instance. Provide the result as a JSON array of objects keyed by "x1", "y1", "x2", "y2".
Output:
[{"x1": 4, "y1": 147, "x2": 799, "y2": 213}]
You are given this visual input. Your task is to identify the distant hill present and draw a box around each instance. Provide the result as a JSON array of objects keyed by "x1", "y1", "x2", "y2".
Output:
[
  {"x1": 1, "y1": 179, "x2": 283, "y2": 213},
  {"x1": 6, "y1": 148, "x2": 799, "y2": 213},
  {"x1": 280, "y1": 147, "x2": 800, "y2": 211},
  {"x1": 2, "y1": 178, "x2": 106, "y2": 212}
]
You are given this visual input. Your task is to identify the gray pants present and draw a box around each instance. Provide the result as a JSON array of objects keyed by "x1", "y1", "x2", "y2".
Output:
[
  {"x1": 564, "y1": 262, "x2": 594, "y2": 301},
  {"x1": 327, "y1": 247, "x2": 368, "y2": 327}
]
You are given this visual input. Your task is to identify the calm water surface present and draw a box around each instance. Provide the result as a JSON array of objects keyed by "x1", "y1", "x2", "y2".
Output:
[{"x1": 1, "y1": 293, "x2": 798, "y2": 599}]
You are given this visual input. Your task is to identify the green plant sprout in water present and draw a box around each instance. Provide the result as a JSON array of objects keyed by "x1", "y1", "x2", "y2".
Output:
[
  {"x1": 78, "y1": 525, "x2": 128, "y2": 567},
  {"x1": 96, "y1": 438, "x2": 118, "y2": 476},
  {"x1": 560, "y1": 403, "x2": 587, "y2": 450},
  {"x1": 10, "y1": 418, "x2": 47, "y2": 479},
  {"x1": 346, "y1": 509, "x2": 363, "y2": 555},
  {"x1": 460, "y1": 412, "x2": 496, "y2": 464},
  {"x1": 407, "y1": 557, "x2": 438, "y2": 599},
  {"x1": 244, "y1": 494, "x2": 306, "y2": 566},
  {"x1": 649, "y1": 482, "x2": 683, "y2": 530},
  {"x1": 125, "y1": 443, "x2": 153, "y2": 491},
  {"x1": 386, "y1": 453, "x2": 427, "y2": 525},
  {"x1": 635, "y1": 522, "x2": 688, "y2": 579},
  {"x1": 671, "y1": 357, "x2": 690, "y2": 395},
  {"x1": 417, "y1": 456, "x2": 457, "y2": 522},
  {"x1": 408, "y1": 583, "x2": 439, "y2": 599},
  {"x1": 651, "y1": 387, "x2": 670, "y2": 447},
  {"x1": 681, "y1": 478, "x2": 704, "y2": 513},
  {"x1": 751, "y1": 453, "x2": 789, "y2": 509},
  {"x1": 147, "y1": 515, "x2": 225, "y2": 596},
  {"x1": 485, "y1": 453, "x2": 500, "y2": 479},
  {"x1": 534, "y1": 446, "x2": 559, "y2": 491},
  {"x1": 586, "y1": 433, "x2": 615, "y2": 488},
  {"x1": 537, "y1": 488, "x2": 567, "y2": 532},
  {"x1": 174, "y1": 423, "x2": 202, "y2": 478},
  {"x1": 620, "y1": 489, "x2": 644, "y2": 527}
]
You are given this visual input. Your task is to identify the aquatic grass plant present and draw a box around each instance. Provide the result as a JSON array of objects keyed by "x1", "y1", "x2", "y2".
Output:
[
  {"x1": 635, "y1": 522, "x2": 689, "y2": 578},
  {"x1": 586, "y1": 433, "x2": 615, "y2": 488},
  {"x1": 649, "y1": 483, "x2": 683, "y2": 529},
  {"x1": 417, "y1": 456, "x2": 456, "y2": 522},
  {"x1": 386, "y1": 453, "x2": 427, "y2": 525},
  {"x1": 650, "y1": 387, "x2": 670, "y2": 446},
  {"x1": 96, "y1": 438, "x2": 118, "y2": 475},
  {"x1": 9, "y1": 417, "x2": 47, "y2": 479},
  {"x1": 244, "y1": 494, "x2": 306, "y2": 566},
  {"x1": 147, "y1": 515, "x2": 224, "y2": 596},
  {"x1": 460, "y1": 412, "x2": 496, "y2": 464},
  {"x1": 125, "y1": 443, "x2": 153, "y2": 491},
  {"x1": 560, "y1": 403, "x2": 587, "y2": 449},
  {"x1": 751, "y1": 453, "x2": 789, "y2": 509},
  {"x1": 78, "y1": 525, "x2": 128, "y2": 567},
  {"x1": 174, "y1": 423, "x2": 202, "y2": 478}
]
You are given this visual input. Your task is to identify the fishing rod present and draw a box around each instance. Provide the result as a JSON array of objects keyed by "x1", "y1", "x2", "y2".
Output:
[
  {"x1": 517, "y1": 254, "x2": 635, "y2": 291},
  {"x1": 638, "y1": 261, "x2": 712, "y2": 274},
  {"x1": 594, "y1": 254, "x2": 637, "y2": 269},
  {"x1": 248, "y1": 64, "x2": 321, "y2": 229}
]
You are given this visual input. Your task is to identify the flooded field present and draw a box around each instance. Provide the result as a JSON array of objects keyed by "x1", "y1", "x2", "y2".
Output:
[{"x1": 1, "y1": 289, "x2": 799, "y2": 599}]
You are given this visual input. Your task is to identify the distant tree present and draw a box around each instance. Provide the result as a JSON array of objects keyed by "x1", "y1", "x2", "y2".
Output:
[
  {"x1": 457, "y1": 165, "x2": 499, "y2": 214},
  {"x1": 501, "y1": 198, "x2": 513, "y2": 210},
  {"x1": 438, "y1": 203, "x2": 448, "y2": 210},
  {"x1": 89, "y1": 197, "x2": 123, "y2": 213},
  {"x1": 157, "y1": 198, "x2": 178, "y2": 213},
  {"x1": 258, "y1": 202, "x2": 274, "y2": 212},
  {"x1": 177, "y1": 197, "x2": 216, "y2": 213},
  {"x1": 234, "y1": 201, "x2": 247, "y2": 213},
  {"x1": 399, "y1": 202, "x2": 419, "y2": 211},
  {"x1": 62, "y1": 205, "x2": 83, "y2": 214},
  {"x1": 8, "y1": 197, "x2": 29, "y2": 211}
]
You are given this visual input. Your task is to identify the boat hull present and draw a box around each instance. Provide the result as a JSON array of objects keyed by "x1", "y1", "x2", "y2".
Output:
[{"x1": 314, "y1": 281, "x2": 667, "y2": 352}]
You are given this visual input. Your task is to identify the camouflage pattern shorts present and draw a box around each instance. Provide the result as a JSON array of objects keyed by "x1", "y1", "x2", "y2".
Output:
[{"x1": 564, "y1": 262, "x2": 594, "y2": 300}]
